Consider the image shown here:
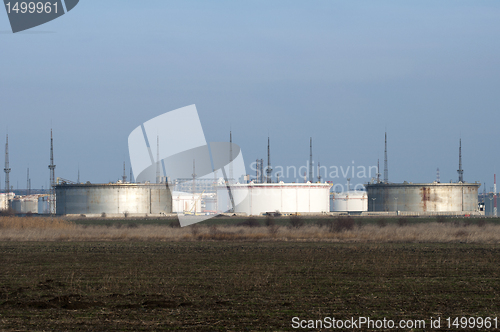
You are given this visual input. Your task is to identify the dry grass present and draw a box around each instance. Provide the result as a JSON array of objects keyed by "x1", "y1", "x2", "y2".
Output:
[
  {"x1": 2, "y1": 216, "x2": 500, "y2": 243},
  {"x1": 0, "y1": 216, "x2": 76, "y2": 230}
]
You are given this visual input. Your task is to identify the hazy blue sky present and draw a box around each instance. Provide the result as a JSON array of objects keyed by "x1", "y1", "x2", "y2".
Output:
[{"x1": 1, "y1": 1, "x2": 500, "y2": 191}]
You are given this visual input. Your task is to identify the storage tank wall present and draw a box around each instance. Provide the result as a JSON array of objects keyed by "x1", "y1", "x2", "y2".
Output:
[
  {"x1": 55, "y1": 184, "x2": 172, "y2": 215},
  {"x1": 366, "y1": 183, "x2": 480, "y2": 212},
  {"x1": 332, "y1": 191, "x2": 368, "y2": 212},
  {"x1": 38, "y1": 196, "x2": 50, "y2": 214},
  {"x1": 227, "y1": 183, "x2": 331, "y2": 216}
]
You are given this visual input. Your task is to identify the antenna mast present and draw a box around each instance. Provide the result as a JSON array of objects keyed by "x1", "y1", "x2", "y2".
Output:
[
  {"x1": 436, "y1": 168, "x2": 440, "y2": 183},
  {"x1": 457, "y1": 138, "x2": 463, "y2": 182},
  {"x1": 309, "y1": 137, "x2": 313, "y2": 182},
  {"x1": 48, "y1": 130, "x2": 56, "y2": 214},
  {"x1": 266, "y1": 137, "x2": 272, "y2": 183},
  {"x1": 384, "y1": 132, "x2": 388, "y2": 183}
]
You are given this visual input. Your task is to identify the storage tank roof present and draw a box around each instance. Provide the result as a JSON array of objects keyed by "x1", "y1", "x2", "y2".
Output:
[
  {"x1": 365, "y1": 182, "x2": 480, "y2": 188},
  {"x1": 217, "y1": 182, "x2": 332, "y2": 188},
  {"x1": 54, "y1": 183, "x2": 170, "y2": 188}
]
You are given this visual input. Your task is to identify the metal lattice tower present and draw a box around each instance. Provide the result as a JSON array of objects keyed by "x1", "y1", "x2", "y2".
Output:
[
  {"x1": 495, "y1": 174, "x2": 497, "y2": 217},
  {"x1": 259, "y1": 159, "x2": 263, "y2": 183},
  {"x1": 255, "y1": 159, "x2": 260, "y2": 183},
  {"x1": 317, "y1": 159, "x2": 321, "y2": 183},
  {"x1": 4, "y1": 135, "x2": 11, "y2": 208},
  {"x1": 309, "y1": 137, "x2": 313, "y2": 183},
  {"x1": 229, "y1": 131, "x2": 233, "y2": 183},
  {"x1": 457, "y1": 139, "x2": 463, "y2": 183},
  {"x1": 255, "y1": 159, "x2": 264, "y2": 183},
  {"x1": 384, "y1": 132, "x2": 388, "y2": 183},
  {"x1": 192, "y1": 159, "x2": 196, "y2": 195},
  {"x1": 27, "y1": 167, "x2": 30, "y2": 196},
  {"x1": 376, "y1": 159, "x2": 380, "y2": 183},
  {"x1": 122, "y1": 162, "x2": 127, "y2": 183},
  {"x1": 266, "y1": 137, "x2": 272, "y2": 183},
  {"x1": 436, "y1": 168, "x2": 440, "y2": 183},
  {"x1": 48, "y1": 130, "x2": 56, "y2": 214},
  {"x1": 156, "y1": 136, "x2": 160, "y2": 184},
  {"x1": 213, "y1": 168, "x2": 218, "y2": 191}
]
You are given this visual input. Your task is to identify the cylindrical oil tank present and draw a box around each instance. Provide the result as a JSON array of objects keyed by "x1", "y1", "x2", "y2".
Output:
[
  {"x1": 55, "y1": 183, "x2": 172, "y2": 215},
  {"x1": 332, "y1": 191, "x2": 368, "y2": 212},
  {"x1": 38, "y1": 195, "x2": 50, "y2": 214},
  {"x1": 217, "y1": 182, "x2": 331, "y2": 216},
  {"x1": 0, "y1": 193, "x2": 15, "y2": 211},
  {"x1": 483, "y1": 193, "x2": 499, "y2": 216},
  {"x1": 202, "y1": 193, "x2": 217, "y2": 213},
  {"x1": 10, "y1": 195, "x2": 39, "y2": 214},
  {"x1": 171, "y1": 192, "x2": 202, "y2": 213},
  {"x1": 365, "y1": 182, "x2": 480, "y2": 212}
]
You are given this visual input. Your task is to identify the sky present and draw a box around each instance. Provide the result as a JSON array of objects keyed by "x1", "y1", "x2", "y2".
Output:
[{"x1": 1, "y1": 0, "x2": 500, "y2": 191}]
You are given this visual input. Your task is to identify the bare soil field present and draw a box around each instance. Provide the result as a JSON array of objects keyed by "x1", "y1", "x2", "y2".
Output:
[
  {"x1": 1, "y1": 241, "x2": 500, "y2": 331},
  {"x1": 1, "y1": 216, "x2": 500, "y2": 331}
]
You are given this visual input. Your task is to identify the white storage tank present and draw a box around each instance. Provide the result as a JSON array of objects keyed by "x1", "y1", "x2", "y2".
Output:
[
  {"x1": 0, "y1": 193, "x2": 15, "y2": 211},
  {"x1": 172, "y1": 192, "x2": 202, "y2": 214},
  {"x1": 202, "y1": 193, "x2": 217, "y2": 213},
  {"x1": 38, "y1": 195, "x2": 50, "y2": 214},
  {"x1": 10, "y1": 195, "x2": 39, "y2": 214},
  {"x1": 332, "y1": 191, "x2": 368, "y2": 212},
  {"x1": 217, "y1": 182, "x2": 331, "y2": 216}
]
